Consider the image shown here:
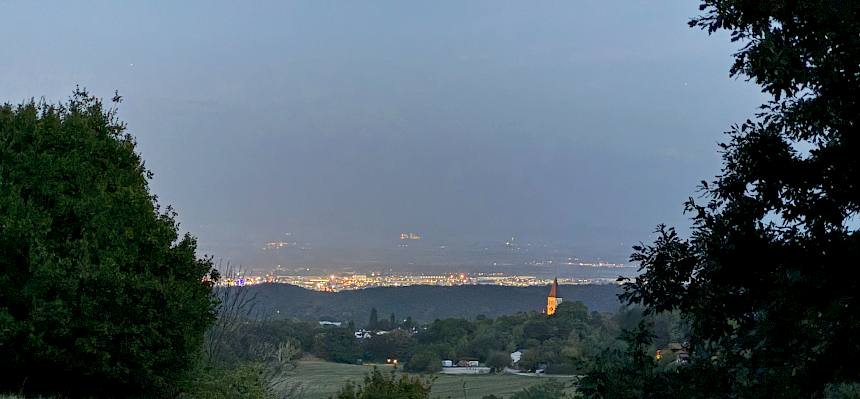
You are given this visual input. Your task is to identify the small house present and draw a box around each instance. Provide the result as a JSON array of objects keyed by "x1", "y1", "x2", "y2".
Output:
[{"x1": 510, "y1": 350, "x2": 523, "y2": 364}]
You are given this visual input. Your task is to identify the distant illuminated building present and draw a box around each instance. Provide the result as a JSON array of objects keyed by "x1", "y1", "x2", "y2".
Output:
[
  {"x1": 546, "y1": 277, "x2": 563, "y2": 316},
  {"x1": 263, "y1": 241, "x2": 292, "y2": 250}
]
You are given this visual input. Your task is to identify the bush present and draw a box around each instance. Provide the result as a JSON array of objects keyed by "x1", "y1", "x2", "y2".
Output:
[
  {"x1": 545, "y1": 361, "x2": 578, "y2": 375},
  {"x1": 334, "y1": 367, "x2": 433, "y2": 399},
  {"x1": 180, "y1": 364, "x2": 270, "y2": 399},
  {"x1": 510, "y1": 380, "x2": 572, "y2": 399}
]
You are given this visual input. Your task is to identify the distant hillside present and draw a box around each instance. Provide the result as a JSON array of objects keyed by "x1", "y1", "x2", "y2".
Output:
[{"x1": 238, "y1": 283, "x2": 622, "y2": 325}]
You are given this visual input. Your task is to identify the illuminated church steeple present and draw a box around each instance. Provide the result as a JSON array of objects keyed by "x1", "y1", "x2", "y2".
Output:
[{"x1": 547, "y1": 277, "x2": 563, "y2": 316}]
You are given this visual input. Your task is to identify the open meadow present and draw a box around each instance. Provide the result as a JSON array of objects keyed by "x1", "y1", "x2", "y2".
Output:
[{"x1": 288, "y1": 360, "x2": 574, "y2": 399}]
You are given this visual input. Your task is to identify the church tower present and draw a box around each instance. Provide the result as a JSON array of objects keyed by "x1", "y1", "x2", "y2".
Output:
[{"x1": 547, "y1": 277, "x2": 563, "y2": 316}]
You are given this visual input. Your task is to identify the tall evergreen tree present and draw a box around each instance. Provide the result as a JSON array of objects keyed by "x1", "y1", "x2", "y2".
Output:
[
  {"x1": 0, "y1": 91, "x2": 218, "y2": 397},
  {"x1": 369, "y1": 307, "x2": 379, "y2": 330},
  {"x1": 621, "y1": 1, "x2": 859, "y2": 397}
]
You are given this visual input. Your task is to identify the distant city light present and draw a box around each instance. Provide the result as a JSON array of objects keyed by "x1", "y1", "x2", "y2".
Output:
[{"x1": 214, "y1": 270, "x2": 626, "y2": 291}]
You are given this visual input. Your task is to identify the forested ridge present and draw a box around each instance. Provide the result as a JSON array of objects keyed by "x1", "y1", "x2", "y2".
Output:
[{"x1": 237, "y1": 283, "x2": 621, "y2": 324}]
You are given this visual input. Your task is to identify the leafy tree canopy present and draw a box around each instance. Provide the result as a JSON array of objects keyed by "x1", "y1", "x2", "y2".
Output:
[
  {"x1": 0, "y1": 90, "x2": 218, "y2": 397},
  {"x1": 621, "y1": 1, "x2": 859, "y2": 396},
  {"x1": 314, "y1": 327, "x2": 362, "y2": 364},
  {"x1": 405, "y1": 350, "x2": 442, "y2": 373},
  {"x1": 485, "y1": 350, "x2": 511, "y2": 372}
]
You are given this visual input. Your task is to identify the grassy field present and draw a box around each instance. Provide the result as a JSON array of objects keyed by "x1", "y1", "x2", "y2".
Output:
[
  {"x1": 287, "y1": 360, "x2": 573, "y2": 399},
  {"x1": 1, "y1": 362, "x2": 571, "y2": 399}
]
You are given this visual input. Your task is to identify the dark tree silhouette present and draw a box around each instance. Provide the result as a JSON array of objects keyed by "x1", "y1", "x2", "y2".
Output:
[
  {"x1": 369, "y1": 307, "x2": 379, "y2": 330},
  {"x1": 620, "y1": 1, "x2": 859, "y2": 397}
]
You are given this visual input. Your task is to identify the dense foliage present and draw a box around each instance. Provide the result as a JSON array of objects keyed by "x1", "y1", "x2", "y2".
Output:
[
  {"x1": 333, "y1": 367, "x2": 433, "y2": 399},
  {"x1": 405, "y1": 350, "x2": 442, "y2": 373},
  {"x1": 217, "y1": 300, "x2": 685, "y2": 382},
  {"x1": 0, "y1": 91, "x2": 218, "y2": 397},
  {"x1": 612, "y1": 1, "x2": 860, "y2": 397},
  {"x1": 179, "y1": 363, "x2": 272, "y2": 399}
]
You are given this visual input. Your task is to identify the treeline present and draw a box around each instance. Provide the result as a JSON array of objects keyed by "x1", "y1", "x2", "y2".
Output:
[{"x1": 212, "y1": 300, "x2": 688, "y2": 377}]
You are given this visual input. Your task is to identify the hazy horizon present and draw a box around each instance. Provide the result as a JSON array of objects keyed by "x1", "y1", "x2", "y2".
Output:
[{"x1": 1, "y1": 1, "x2": 765, "y2": 269}]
